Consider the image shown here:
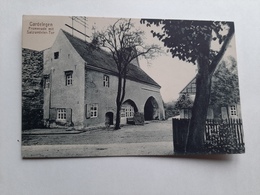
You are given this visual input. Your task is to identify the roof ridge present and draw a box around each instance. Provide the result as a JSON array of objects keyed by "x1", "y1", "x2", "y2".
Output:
[{"x1": 61, "y1": 29, "x2": 160, "y2": 88}]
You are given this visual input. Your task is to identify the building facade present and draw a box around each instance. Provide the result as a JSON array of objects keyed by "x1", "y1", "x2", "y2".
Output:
[
  {"x1": 43, "y1": 30, "x2": 165, "y2": 129},
  {"x1": 177, "y1": 77, "x2": 242, "y2": 120}
]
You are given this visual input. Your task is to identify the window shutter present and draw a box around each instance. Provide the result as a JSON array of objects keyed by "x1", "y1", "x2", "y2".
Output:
[
  {"x1": 85, "y1": 104, "x2": 91, "y2": 118},
  {"x1": 236, "y1": 105, "x2": 240, "y2": 118},
  {"x1": 221, "y1": 107, "x2": 228, "y2": 119},
  {"x1": 49, "y1": 108, "x2": 57, "y2": 121},
  {"x1": 66, "y1": 108, "x2": 72, "y2": 123}
]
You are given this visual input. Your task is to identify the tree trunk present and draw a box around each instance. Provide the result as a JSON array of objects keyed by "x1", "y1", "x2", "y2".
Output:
[
  {"x1": 114, "y1": 76, "x2": 122, "y2": 130},
  {"x1": 185, "y1": 24, "x2": 234, "y2": 153},
  {"x1": 114, "y1": 68, "x2": 128, "y2": 130},
  {"x1": 115, "y1": 101, "x2": 121, "y2": 130},
  {"x1": 186, "y1": 57, "x2": 212, "y2": 153},
  {"x1": 185, "y1": 32, "x2": 212, "y2": 153}
]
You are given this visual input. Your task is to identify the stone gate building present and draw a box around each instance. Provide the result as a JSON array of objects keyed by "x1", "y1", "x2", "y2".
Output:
[{"x1": 43, "y1": 30, "x2": 165, "y2": 129}]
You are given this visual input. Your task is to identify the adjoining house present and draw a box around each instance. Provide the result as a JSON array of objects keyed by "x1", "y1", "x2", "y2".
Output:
[
  {"x1": 176, "y1": 63, "x2": 242, "y2": 120},
  {"x1": 43, "y1": 29, "x2": 165, "y2": 129}
]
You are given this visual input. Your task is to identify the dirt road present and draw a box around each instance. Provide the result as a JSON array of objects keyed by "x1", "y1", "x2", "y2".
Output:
[{"x1": 22, "y1": 120, "x2": 174, "y2": 158}]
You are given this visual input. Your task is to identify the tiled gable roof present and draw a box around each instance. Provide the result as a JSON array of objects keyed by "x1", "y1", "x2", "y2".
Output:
[{"x1": 62, "y1": 30, "x2": 160, "y2": 88}]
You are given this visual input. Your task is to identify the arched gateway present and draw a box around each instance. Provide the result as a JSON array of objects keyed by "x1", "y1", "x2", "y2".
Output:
[{"x1": 144, "y1": 96, "x2": 159, "y2": 121}]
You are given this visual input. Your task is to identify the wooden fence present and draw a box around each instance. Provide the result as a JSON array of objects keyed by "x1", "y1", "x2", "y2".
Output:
[
  {"x1": 172, "y1": 118, "x2": 244, "y2": 153},
  {"x1": 204, "y1": 119, "x2": 244, "y2": 147}
]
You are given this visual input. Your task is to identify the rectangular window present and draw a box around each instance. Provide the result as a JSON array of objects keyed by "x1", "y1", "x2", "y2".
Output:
[
  {"x1": 90, "y1": 104, "x2": 98, "y2": 118},
  {"x1": 121, "y1": 106, "x2": 134, "y2": 118},
  {"x1": 126, "y1": 108, "x2": 130, "y2": 117},
  {"x1": 54, "y1": 52, "x2": 59, "y2": 59},
  {"x1": 230, "y1": 105, "x2": 237, "y2": 116},
  {"x1": 126, "y1": 107, "x2": 134, "y2": 117},
  {"x1": 65, "y1": 71, "x2": 73, "y2": 86},
  {"x1": 121, "y1": 108, "x2": 126, "y2": 117},
  {"x1": 191, "y1": 83, "x2": 196, "y2": 93},
  {"x1": 103, "y1": 75, "x2": 109, "y2": 87},
  {"x1": 57, "y1": 108, "x2": 66, "y2": 120},
  {"x1": 66, "y1": 74, "x2": 72, "y2": 86}
]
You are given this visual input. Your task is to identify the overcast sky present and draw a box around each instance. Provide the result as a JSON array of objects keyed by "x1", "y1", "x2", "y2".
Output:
[{"x1": 23, "y1": 16, "x2": 237, "y2": 102}]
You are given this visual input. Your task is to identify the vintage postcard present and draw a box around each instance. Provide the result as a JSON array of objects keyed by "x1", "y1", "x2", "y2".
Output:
[{"x1": 22, "y1": 15, "x2": 245, "y2": 158}]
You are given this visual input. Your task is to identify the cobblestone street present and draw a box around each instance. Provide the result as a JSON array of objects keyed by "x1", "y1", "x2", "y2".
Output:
[{"x1": 22, "y1": 120, "x2": 174, "y2": 158}]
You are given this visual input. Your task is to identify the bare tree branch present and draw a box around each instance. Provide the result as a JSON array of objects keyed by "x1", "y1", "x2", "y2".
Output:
[{"x1": 93, "y1": 18, "x2": 161, "y2": 129}]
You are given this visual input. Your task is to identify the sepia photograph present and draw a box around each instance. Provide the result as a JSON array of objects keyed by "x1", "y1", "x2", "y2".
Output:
[{"x1": 22, "y1": 15, "x2": 245, "y2": 158}]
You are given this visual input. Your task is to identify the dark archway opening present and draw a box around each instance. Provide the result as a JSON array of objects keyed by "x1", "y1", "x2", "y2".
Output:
[{"x1": 144, "y1": 97, "x2": 159, "y2": 121}]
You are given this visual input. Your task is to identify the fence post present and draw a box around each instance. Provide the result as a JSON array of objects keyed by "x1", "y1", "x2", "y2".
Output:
[{"x1": 172, "y1": 119, "x2": 190, "y2": 154}]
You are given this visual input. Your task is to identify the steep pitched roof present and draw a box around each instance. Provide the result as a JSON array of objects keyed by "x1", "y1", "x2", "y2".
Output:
[{"x1": 62, "y1": 30, "x2": 160, "y2": 88}]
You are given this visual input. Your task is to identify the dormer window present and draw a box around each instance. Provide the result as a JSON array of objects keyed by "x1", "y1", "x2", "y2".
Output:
[{"x1": 54, "y1": 51, "x2": 59, "y2": 59}]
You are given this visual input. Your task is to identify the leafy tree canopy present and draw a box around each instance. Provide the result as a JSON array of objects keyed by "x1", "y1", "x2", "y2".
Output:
[
  {"x1": 141, "y1": 19, "x2": 234, "y2": 75},
  {"x1": 210, "y1": 56, "x2": 240, "y2": 107},
  {"x1": 175, "y1": 93, "x2": 194, "y2": 110}
]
